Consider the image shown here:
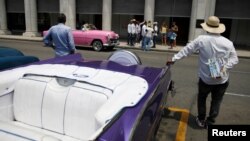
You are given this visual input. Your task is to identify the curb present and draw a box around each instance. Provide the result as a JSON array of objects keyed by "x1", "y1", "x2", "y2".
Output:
[
  {"x1": 115, "y1": 45, "x2": 180, "y2": 53},
  {"x1": 0, "y1": 35, "x2": 42, "y2": 42}
]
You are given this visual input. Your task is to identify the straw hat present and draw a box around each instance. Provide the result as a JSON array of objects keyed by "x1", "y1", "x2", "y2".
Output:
[
  {"x1": 200, "y1": 16, "x2": 225, "y2": 34},
  {"x1": 131, "y1": 19, "x2": 136, "y2": 22}
]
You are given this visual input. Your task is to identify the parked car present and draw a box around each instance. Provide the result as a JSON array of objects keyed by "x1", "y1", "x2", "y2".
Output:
[
  {"x1": 0, "y1": 50, "x2": 172, "y2": 141},
  {"x1": 0, "y1": 46, "x2": 39, "y2": 71},
  {"x1": 43, "y1": 25, "x2": 119, "y2": 51}
]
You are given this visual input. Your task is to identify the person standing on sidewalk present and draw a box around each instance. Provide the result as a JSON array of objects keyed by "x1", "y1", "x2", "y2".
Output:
[
  {"x1": 135, "y1": 21, "x2": 141, "y2": 45},
  {"x1": 160, "y1": 21, "x2": 168, "y2": 46},
  {"x1": 152, "y1": 22, "x2": 159, "y2": 48},
  {"x1": 141, "y1": 21, "x2": 147, "y2": 50},
  {"x1": 130, "y1": 19, "x2": 136, "y2": 46},
  {"x1": 127, "y1": 20, "x2": 132, "y2": 45},
  {"x1": 43, "y1": 13, "x2": 76, "y2": 57},
  {"x1": 168, "y1": 29, "x2": 177, "y2": 49},
  {"x1": 171, "y1": 21, "x2": 178, "y2": 47},
  {"x1": 167, "y1": 16, "x2": 239, "y2": 128},
  {"x1": 144, "y1": 23, "x2": 154, "y2": 51}
]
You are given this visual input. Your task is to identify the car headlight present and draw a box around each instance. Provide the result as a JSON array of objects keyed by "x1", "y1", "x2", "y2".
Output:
[{"x1": 106, "y1": 34, "x2": 111, "y2": 40}]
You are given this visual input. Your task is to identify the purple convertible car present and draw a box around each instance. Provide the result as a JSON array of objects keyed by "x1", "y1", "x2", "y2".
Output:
[{"x1": 0, "y1": 50, "x2": 172, "y2": 141}]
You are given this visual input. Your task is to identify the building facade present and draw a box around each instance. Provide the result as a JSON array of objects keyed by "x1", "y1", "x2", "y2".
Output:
[{"x1": 0, "y1": 0, "x2": 249, "y2": 48}]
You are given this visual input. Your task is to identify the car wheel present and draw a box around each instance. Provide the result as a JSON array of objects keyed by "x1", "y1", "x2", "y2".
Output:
[{"x1": 92, "y1": 40, "x2": 103, "y2": 51}]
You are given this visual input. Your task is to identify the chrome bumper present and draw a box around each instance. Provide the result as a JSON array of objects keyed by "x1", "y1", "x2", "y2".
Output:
[{"x1": 103, "y1": 39, "x2": 120, "y2": 46}]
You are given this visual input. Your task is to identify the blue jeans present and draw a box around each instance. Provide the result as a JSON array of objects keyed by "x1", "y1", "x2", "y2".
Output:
[
  {"x1": 144, "y1": 37, "x2": 151, "y2": 50},
  {"x1": 197, "y1": 78, "x2": 229, "y2": 124},
  {"x1": 141, "y1": 36, "x2": 146, "y2": 49},
  {"x1": 130, "y1": 34, "x2": 135, "y2": 46},
  {"x1": 127, "y1": 33, "x2": 131, "y2": 45},
  {"x1": 153, "y1": 35, "x2": 157, "y2": 47}
]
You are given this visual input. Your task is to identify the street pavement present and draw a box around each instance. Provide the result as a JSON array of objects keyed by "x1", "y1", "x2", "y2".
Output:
[
  {"x1": 0, "y1": 37, "x2": 249, "y2": 141},
  {"x1": 0, "y1": 34, "x2": 250, "y2": 59}
]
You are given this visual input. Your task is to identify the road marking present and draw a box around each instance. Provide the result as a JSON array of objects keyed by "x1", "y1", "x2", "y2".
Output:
[
  {"x1": 167, "y1": 107, "x2": 189, "y2": 141},
  {"x1": 165, "y1": 92, "x2": 249, "y2": 141},
  {"x1": 231, "y1": 70, "x2": 250, "y2": 74},
  {"x1": 225, "y1": 92, "x2": 250, "y2": 98}
]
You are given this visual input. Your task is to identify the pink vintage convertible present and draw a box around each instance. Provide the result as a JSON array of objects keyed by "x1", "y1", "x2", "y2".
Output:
[{"x1": 43, "y1": 27, "x2": 119, "y2": 51}]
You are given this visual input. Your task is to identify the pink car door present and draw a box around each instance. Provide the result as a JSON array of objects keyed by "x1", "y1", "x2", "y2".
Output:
[{"x1": 72, "y1": 30, "x2": 86, "y2": 45}]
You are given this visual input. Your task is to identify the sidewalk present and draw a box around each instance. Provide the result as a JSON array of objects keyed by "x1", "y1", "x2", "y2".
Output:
[
  {"x1": 119, "y1": 41, "x2": 250, "y2": 59},
  {"x1": 118, "y1": 41, "x2": 183, "y2": 53},
  {"x1": 0, "y1": 35, "x2": 249, "y2": 59}
]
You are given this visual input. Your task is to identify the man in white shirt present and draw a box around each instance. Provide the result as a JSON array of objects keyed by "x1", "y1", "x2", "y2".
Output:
[
  {"x1": 167, "y1": 16, "x2": 239, "y2": 128},
  {"x1": 130, "y1": 19, "x2": 136, "y2": 46},
  {"x1": 135, "y1": 22, "x2": 140, "y2": 44},
  {"x1": 152, "y1": 22, "x2": 158, "y2": 48},
  {"x1": 141, "y1": 21, "x2": 147, "y2": 49},
  {"x1": 127, "y1": 21, "x2": 132, "y2": 45}
]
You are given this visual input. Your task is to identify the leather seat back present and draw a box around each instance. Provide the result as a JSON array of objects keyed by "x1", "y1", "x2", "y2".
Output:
[{"x1": 13, "y1": 76, "x2": 109, "y2": 140}]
